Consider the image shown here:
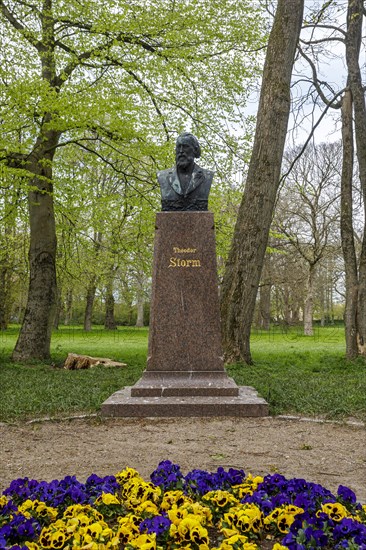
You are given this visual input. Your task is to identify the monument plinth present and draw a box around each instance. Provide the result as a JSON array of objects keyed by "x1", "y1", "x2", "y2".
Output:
[
  {"x1": 101, "y1": 212, "x2": 268, "y2": 417},
  {"x1": 101, "y1": 131, "x2": 268, "y2": 417},
  {"x1": 131, "y1": 211, "x2": 238, "y2": 398}
]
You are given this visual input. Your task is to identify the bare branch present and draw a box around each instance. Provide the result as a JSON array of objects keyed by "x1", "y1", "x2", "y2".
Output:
[
  {"x1": 298, "y1": 46, "x2": 343, "y2": 108},
  {"x1": 280, "y1": 88, "x2": 344, "y2": 184},
  {"x1": 300, "y1": 37, "x2": 344, "y2": 45},
  {"x1": 302, "y1": 23, "x2": 346, "y2": 37}
]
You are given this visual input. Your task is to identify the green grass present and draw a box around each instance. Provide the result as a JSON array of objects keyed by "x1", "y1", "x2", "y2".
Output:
[
  {"x1": 229, "y1": 324, "x2": 366, "y2": 420},
  {"x1": 0, "y1": 326, "x2": 147, "y2": 422},
  {"x1": 1, "y1": 324, "x2": 365, "y2": 422}
]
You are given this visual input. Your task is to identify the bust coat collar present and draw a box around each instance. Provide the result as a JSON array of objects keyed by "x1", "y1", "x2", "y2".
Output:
[{"x1": 167, "y1": 163, "x2": 205, "y2": 197}]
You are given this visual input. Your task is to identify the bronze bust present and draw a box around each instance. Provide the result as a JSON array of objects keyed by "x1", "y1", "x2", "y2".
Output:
[{"x1": 157, "y1": 132, "x2": 214, "y2": 211}]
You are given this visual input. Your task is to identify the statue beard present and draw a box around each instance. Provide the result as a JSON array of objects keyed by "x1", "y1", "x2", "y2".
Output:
[{"x1": 176, "y1": 155, "x2": 194, "y2": 171}]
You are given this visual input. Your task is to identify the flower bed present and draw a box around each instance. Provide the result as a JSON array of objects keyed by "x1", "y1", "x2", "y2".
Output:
[{"x1": 0, "y1": 461, "x2": 365, "y2": 549}]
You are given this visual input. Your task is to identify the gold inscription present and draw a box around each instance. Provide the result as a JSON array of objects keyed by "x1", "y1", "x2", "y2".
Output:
[
  {"x1": 173, "y1": 247, "x2": 197, "y2": 253},
  {"x1": 168, "y1": 257, "x2": 201, "y2": 268}
]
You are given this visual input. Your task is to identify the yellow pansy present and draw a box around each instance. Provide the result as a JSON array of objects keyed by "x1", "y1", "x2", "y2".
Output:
[
  {"x1": 121, "y1": 477, "x2": 161, "y2": 510},
  {"x1": 115, "y1": 467, "x2": 141, "y2": 485},
  {"x1": 95, "y1": 493, "x2": 120, "y2": 506},
  {"x1": 220, "y1": 504, "x2": 263, "y2": 535},
  {"x1": 128, "y1": 533, "x2": 157, "y2": 549},
  {"x1": 65, "y1": 517, "x2": 80, "y2": 534},
  {"x1": 18, "y1": 498, "x2": 58, "y2": 521},
  {"x1": 63, "y1": 504, "x2": 84, "y2": 518},
  {"x1": 102, "y1": 526, "x2": 114, "y2": 539},
  {"x1": 109, "y1": 534, "x2": 122, "y2": 549},
  {"x1": 209, "y1": 490, "x2": 232, "y2": 506},
  {"x1": 117, "y1": 513, "x2": 142, "y2": 528},
  {"x1": 220, "y1": 527, "x2": 240, "y2": 539},
  {"x1": 264, "y1": 505, "x2": 303, "y2": 534},
  {"x1": 76, "y1": 513, "x2": 92, "y2": 528},
  {"x1": 37, "y1": 503, "x2": 58, "y2": 522},
  {"x1": 50, "y1": 530, "x2": 66, "y2": 549},
  {"x1": 185, "y1": 502, "x2": 213, "y2": 526},
  {"x1": 83, "y1": 520, "x2": 114, "y2": 543},
  {"x1": 168, "y1": 505, "x2": 190, "y2": 525},
  {"x1": 170, "y1": 515, "x2": 209, "y2": 545},
  {"x1": 189, "y1": 522, "x2": 210, "y2": 545},
  {"x1": 39, "y1": 527, "x2": 54, "y2": 548},
  {"x1": 277, "y1": 513, "x2": 296, "y2": 533},
  {"x1": 203, "y1": 490, "x2": 239, "y2": 508},
  {"x1": 285, "y1": 505, "x2": 303, "y2": 515},
  {"x1": 136, "y1": 500, "x2": 159, "y2": 515},
  {"x1": 320, "y1": 502, "x2": 348, "y2": 521},
  {"x1": 18, "y1": 499, "x2": 34, "y2": 515},
  {"x1": 85, "y1": 521, "x2": 104, "y2": 537},
  {"x1": 232, "y1": 475, "x2": 264, "y2": 499},
  {"x1": 160, "y1": 490, "x2": 192, "y2": 511},
  {"x1": 201, "y1": 491, "x2": 239, "y2": 525},
  {"x1": 63, "y1": 504, "x2": 103, "y2": 523},
  {"x1": 116, "y1": 514, "x2": 141, "y2": 544},
  {"x1": 272, "y1": 544, "x2": 290, "y2": 550},
  {"x1": 215, "y1": 533, "x2": 258, "y2": 549}
]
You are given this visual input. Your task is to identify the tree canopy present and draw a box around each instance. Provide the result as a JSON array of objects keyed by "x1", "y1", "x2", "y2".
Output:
[{"x1": 0, "y1": 0, "x2": 267, "y2": 359}]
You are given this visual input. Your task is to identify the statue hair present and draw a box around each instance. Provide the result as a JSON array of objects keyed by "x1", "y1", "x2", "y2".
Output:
[{"x1": 176, "y1": 132, "x2": 201, "y2": 159}]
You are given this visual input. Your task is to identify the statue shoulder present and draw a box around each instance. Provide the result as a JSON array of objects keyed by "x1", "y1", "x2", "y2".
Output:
[
  {"x1": 196, "y1": 165, "x2": 214, "y2": 183},
  {"x1": 157, "y1": 167, "x2": 174, "y2": 182}
]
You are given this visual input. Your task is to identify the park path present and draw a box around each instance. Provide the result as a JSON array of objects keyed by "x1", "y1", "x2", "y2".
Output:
[{"x1": 0, "y1": 415, "x2": 365, "y2": 503}]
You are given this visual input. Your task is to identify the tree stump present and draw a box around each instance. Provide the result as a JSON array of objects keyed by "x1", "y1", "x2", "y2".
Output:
[{"x1": 63, "y1": 353, "x2": 127, "y2": 370}]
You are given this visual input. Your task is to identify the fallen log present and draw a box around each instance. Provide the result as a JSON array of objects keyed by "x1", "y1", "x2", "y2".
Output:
[{"x1": 63, "y1": 353, "x2": 127, "y2": 370}]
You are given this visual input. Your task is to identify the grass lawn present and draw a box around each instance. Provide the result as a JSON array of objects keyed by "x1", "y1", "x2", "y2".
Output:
[{"x1": 1, "y1": 324, "x2": 365, "y2": 422}]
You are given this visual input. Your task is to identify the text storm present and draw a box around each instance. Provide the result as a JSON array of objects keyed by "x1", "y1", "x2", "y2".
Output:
[{"x1": 168, "y1": 247, "x2": 201, "y2": 268}]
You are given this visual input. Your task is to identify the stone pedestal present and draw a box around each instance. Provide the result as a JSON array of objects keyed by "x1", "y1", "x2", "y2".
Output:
[{"x1": 101, "y1": 212, "x2": 268, "y2": 417}]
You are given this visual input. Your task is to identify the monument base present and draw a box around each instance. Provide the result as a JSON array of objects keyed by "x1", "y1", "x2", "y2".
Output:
[
  {"x1": 130, "y1": 371, "x2": 239, "y2": 397},
  {"x1": 100, "y1": 212, "x2": 269, "y2": 418},
  {"x1": 101, "y1": 386, "x2": 268, "y2": 417}
]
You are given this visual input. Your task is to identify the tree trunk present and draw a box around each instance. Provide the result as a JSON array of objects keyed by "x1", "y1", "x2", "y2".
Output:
[
  {"x1": 0, "y1": 265, "x2": 8, "y2": 330},
  {"x1": 83, "y1": 231, "x2": 102, "y2": 331},
  {"x1": 0, "y1": 189, "x2": 13, "y2": 330},
  {"x1": 53, "y1": 286, "x2": 62, "y2": 329},
  {"x1": 320, "y1": 281, "x2": 325, "y2": 327},
  {"x1": 256, "y1": 255, "x2": 271, "y2": 330},
  {"x1": 12, "y1": 147, "x2": 58, "y2": 361},
  {"x1": 220, "y1": 0, "x2": 304, "y2": 363},
  {"x1": 283, "y1": 286, "x2": 291, "y2": 326},
  {"x1": 326, "y1": 272, "x2": 334, "y2": 324},
  {"x1": 84, "y1": 282, "x2": 96, "y2": 332},
  {"x1": 135, "y1": 294, "x2": 145, "y2": 327},
  {"x1": 258, "y1": 284, "x2": 271, "y2": 330},
  {"x1": 64, "y1": 289, "x2": 73, "y2": 325},
  {"x1": 11, "y1": 4, "x2": 60, "y2": 361},
  {"x1": 340, "y1": 89, "x2": 358, "y2": 359},
  {"x1": 345, "y1": 0, "x2": 366, "y2": 356},
  {"x1": 304, "y1": 265, "x2": 315, "y2": 336},
  {"x1": 104, "y1": 280, "x2": 117, "y2": 330},
  {"x1": 291, "y1": 302, "x2": 300, "y2": 324}
]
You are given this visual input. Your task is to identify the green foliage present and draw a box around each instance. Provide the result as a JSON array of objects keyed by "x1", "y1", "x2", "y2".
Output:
[
  {"x1": 1, "y1": 0, "x2": 266, "y2": 165},
  {"x1": 1, "y1": 0, "x2": 267, "y2": 337},
  {"x1": 1, "y1": 324, "x2": 365, "y2": 422}
]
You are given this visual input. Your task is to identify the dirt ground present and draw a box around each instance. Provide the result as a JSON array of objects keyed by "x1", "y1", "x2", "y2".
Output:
[{"x1": 0, "y1": 415, "x2": 365, "y2": 503}]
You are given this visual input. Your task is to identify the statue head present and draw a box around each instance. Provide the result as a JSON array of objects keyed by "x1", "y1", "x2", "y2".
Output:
[{"x1": 175, "y1": 132, "x2": 201, "y2": 171}]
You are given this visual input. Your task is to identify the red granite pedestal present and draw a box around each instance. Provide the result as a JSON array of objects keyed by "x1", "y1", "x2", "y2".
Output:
[{"x1": 101, "y1": 212, "x2": 268, "y2": 417}]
